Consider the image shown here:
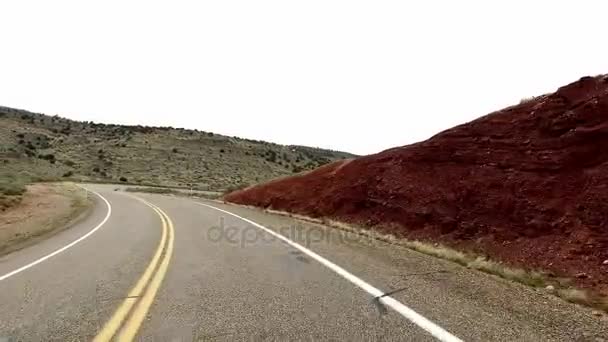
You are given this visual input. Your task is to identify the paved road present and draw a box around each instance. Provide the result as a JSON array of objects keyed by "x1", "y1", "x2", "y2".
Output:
[{"x1": 0, "y1": 184, "x2": 607, "y2": 341}]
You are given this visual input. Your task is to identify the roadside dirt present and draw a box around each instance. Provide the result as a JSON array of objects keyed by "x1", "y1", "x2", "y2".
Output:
[
  {"x1": 225, "y1": 74, "x2": 608, "y2": 296},
  {"x1": 0, "y1": 195, "x2": 22, "y2": 211},
  {"x1": 0, "y1": 183, "x2": 92, "y2": 255}
]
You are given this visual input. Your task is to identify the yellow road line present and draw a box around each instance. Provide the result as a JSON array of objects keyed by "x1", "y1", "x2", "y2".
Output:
[
  {"x1": 93, "y1": 197, "x2": 174, "y2": 342},
  {"x1": 117, "y1": 203, "x2": 175, "y2": 341}
]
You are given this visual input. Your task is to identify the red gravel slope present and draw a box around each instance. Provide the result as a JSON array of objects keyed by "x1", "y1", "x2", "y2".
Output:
[{"x1": 225, "y1": 75, "x2": 608, "y2": 294}]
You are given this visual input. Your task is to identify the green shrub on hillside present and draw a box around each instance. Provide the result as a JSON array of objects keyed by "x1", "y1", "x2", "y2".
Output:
[{"x1": 0, "y1": 176, "x2": 26, "y2": 196}]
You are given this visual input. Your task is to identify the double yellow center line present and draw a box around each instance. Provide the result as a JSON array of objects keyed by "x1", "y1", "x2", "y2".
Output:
[{"x1": 94, "y1": 197, "x2": 175, "y2": 342}]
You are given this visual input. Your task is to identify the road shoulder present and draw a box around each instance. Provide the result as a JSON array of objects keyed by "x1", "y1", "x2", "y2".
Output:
[
  {"x1": 0, "y1": 182, "x2": 92, "y2": 256},
  {"x1": 196, "y1": 199, "x2": 608, "y2": 341}
]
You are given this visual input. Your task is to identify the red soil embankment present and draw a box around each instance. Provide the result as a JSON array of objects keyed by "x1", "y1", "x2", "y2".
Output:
[{"x1": 225, "y1": 75, "x2": 608, "y2": 295}]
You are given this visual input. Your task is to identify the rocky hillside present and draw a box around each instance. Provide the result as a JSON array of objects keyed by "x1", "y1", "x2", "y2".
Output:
[
  {"x1": 225, "y1": 75, "x2": 608, "y2": 296},
  {"x1": 0, "y1": 106, "x2": 354, "y2": 191}
]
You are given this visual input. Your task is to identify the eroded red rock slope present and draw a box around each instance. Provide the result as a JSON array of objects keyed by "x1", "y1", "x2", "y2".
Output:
[{"x1": 225, "y1": 75, "x2": 608, "y2": 294}]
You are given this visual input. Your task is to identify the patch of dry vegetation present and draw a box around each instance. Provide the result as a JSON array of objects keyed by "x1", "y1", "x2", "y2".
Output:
[
  {"x1": 556, "y1": 288, "x2": 589, "y2": 305},
  {"x1": 124, "y1": 186, "x2": 221, "y2": 200},
  {"x1": 125, "y1": 186, "x2": 179, "y2": 195},
  {"x1": 0, "y1": 174, "x2": 27, "y2": 211}
]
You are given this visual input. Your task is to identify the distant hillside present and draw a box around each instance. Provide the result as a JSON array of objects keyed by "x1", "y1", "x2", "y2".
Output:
[{"x1": 0, "y1": 106, "x2": 355, "y2": 191}]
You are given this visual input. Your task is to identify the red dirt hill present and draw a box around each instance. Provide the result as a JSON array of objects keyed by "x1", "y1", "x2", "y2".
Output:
[{"x1": 225, "y1": 75, "x2": 608, "y2": 294}]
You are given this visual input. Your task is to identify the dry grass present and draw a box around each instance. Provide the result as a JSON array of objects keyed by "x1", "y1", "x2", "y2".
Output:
[
  {"x1": 124, "y1": 186, "x2": 221, "y2": 200},
  {"x1": 125, "y1": 186, "x2": 179, "y2": 195},
  {"x1": 0, "y1": 174, "x2": 27, "y2": 211},
  {"x1": 465, "y1": 256, "x2": 546, "y2": 287},
  {"x1": 556, "y1": 288, "x2": 589, "y2": 305},
  {"x1": 554, "y1": 289, "x2": 608, "y2": 312},
  {"x1": 0, "y1": 179, "x2": 26, "y2": 196},
  {"x1": 265, "y1": 208, "x2": 326, "y2": 224},
  {"x1": 405, "y1": 240, "x2": 470, "y2": 266}
]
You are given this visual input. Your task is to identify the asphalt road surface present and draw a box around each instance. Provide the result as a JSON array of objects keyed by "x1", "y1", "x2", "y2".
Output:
[{"x1": 1, "y1": 184, "x2": 607, "y2": 341}]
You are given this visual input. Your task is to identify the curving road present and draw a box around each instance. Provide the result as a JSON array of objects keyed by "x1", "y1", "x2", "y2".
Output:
[{"x1": 0, "y1": 184, "x2": 606, "y2": 341}]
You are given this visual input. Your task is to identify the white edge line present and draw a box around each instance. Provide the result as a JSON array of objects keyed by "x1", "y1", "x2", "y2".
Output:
[
  {"x1": 195, "y1": 202, "x2": 463, "y2": 342},
  {"x1": 0, "y1": 187, "x2": 112, "y2": 282}
]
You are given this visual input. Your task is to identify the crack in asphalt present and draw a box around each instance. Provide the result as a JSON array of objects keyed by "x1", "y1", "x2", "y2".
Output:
[{"x1": 372, "y1": 270, "x2": 450, "y2": 316}]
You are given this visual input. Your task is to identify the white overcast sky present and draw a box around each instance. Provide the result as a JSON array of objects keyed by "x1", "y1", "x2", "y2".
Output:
[{"x1": 1, "y1": 1, "x2": 606, "y2": 155}]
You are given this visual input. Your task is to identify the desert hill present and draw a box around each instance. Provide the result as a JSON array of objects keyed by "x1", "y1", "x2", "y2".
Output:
[
  {"x1": 0, "y1": 106, "x2": 354, "y2": 192},
  {"x1": 225, "y1": 75, "x2": 608, "y2": 295}
]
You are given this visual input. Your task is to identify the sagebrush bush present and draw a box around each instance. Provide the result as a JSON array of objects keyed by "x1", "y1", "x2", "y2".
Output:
[{"x1": 0, "y1": 177, "x2": 26, "y2": 196}]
